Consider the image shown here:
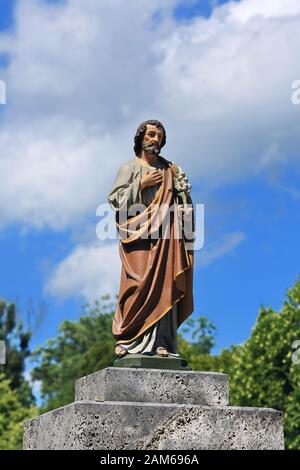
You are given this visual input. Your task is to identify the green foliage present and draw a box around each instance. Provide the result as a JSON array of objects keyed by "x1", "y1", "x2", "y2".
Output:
[
  {"x1": 0, "y1": 374, "x2": 38, "y2": 450},
  {"x1": 32, "y1": 296, "x2": 116, "y2": 412},
  {"x1": 225, "y1": 277, "x2": 300, "y2": 449},
  {"x1": 0, "y1": 300, "x2": 33, "y2": 407},
  {"x1": 0, "y1": 299, "x2": 35, "y2": 449},
  {"x1": 178, "y1": 315, "x2": 221, "y2": 370},
  {"x1": 179, "y1": 315, "x2": 217, "y2": 355},
  {"x1": 183, "y1": 276, "x2": 300, "y2": 450}
]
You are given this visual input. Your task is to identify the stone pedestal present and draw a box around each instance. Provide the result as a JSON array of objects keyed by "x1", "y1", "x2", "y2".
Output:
[
  {"x1": 113, "y1": 353, "x2": 190, "y2": 370},
  {"x1": 23, "y1": 366, "x2": 285, "y2": 450}
]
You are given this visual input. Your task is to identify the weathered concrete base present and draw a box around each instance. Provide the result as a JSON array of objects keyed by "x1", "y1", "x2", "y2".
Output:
[
  {"x1": 23, "y1": 401, "x2": 284, "y2": 450},
  {"x1": 75, "y1": 367, "x2": 229, "y2": 406},
  {"x1": 23, "y1": 367, "x2": 285, "y2": 450}
]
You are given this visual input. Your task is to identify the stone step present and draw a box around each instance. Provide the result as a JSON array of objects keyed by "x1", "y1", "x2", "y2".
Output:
[
  {"x1": 23, "y1": 401, "x2": 284, "y2": 450},
  {"x1": 75, "y1": 367, "x2": 229, "y2": 406}
]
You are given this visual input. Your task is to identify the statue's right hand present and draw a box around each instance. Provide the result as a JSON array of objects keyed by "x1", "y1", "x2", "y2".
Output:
[{"x1": 140, "y1": 170, "x2": 163, "y2": 191}]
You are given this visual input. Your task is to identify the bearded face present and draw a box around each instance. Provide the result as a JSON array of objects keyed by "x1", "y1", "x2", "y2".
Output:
[
  {"x1": 141, "y1": 140, "x2": 160, "y2": 155},
  {"x1": 141, "y1": 124, "x2": 164, "y2": 156}
]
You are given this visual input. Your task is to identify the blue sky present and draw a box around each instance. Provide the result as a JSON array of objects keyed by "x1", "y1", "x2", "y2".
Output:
[
  {"x1": 0, "y1": 0, "x2": 300, "y2": 374},
  {"x1": 174, "y1": 0, "x2": 238, "y2": 19},
  {"x1": 0, "y1": 1, "x2": 15, "y2": 32}
]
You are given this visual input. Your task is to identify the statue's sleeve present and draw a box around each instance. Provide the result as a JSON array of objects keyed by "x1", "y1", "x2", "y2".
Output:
[{"x1": 108, "y1": 162, "x2": 142, "y2": 212}]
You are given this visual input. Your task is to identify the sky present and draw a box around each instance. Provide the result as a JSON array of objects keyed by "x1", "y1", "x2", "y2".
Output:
[{"x1": 0, "y1": 0, "x2": 300, "y2": 388}]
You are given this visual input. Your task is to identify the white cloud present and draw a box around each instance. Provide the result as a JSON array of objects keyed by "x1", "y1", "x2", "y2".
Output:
[
  {"x1": 44, "y1": 241, "x2": 120, "y2": 302},
  {"x1": 0, "y1": 0, "x2": 300, "y2": 300},
  {"x1": 155, "y1": 0, "x2": 300, "y2": 184},
  {"x1": 45, "y1": 232, "x2": 246, "y2": 302},
  {"x1": 0, "y1": 118, "x2": 121, "y2": 230},
  {"x1": 199, "y1": 231, "x2": 246, "y2": 266},
  {"x1": 229, "y1": 0, "x2": 300, "y2": 23},
  {"x1": 0, "y1": 0, "x2": 299, "y2": 231},
  {"x1": 0, "y1": 0, "x2": 179, "y2": 229}
]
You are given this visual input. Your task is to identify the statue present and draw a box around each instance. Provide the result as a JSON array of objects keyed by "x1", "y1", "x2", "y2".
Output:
[{"x1": 108, "y1": 119, "x2": 195, "y2": 359}]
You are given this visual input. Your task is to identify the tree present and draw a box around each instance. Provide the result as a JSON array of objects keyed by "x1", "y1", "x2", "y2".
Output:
[
  {"x1": 0, "y1": 374, "x2": 37, "y2": 450},
  {"x1": 179, "y1": 315, "x2": 217, "y2": 354},
  {"x1": 178, "y1": 315, "x2": 221, "y2": 370},
  {"x1": 32, "y1": 296, "x2": 116, "y2": 412},
  {"x1": 0, "y1": 299, "x2": 34, "y2": 407},
  {"x1": 224, "y1": 276, "x2": 300, "y2": 449},
  {"x1": 186, "y1": 276, "x2": 300, "y2": 450}
]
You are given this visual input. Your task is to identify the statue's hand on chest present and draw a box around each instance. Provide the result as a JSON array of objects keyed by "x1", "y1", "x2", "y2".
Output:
[{"x1": 139, "y1": 169, "x2": 163, "y2": 191}]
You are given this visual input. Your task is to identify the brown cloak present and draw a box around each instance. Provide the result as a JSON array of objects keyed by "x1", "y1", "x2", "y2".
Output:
[{"x1": 109, "y1": 156, "x2": 194, "y2": 345}]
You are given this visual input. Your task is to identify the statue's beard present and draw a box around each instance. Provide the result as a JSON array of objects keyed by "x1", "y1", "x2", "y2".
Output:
[{"x1": 142, "y1": 141, "x2": 160, "y2": 155}]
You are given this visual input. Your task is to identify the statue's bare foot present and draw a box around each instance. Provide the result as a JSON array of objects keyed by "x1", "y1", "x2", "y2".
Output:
[
  {"x1": 115, "y1": 345, "x2": 128, "y2": 358},
  {"x1": 156, "y1": 347, "x2": 169, "y2": 357}
]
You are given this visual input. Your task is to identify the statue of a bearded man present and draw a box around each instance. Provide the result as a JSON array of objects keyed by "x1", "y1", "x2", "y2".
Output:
[{"x1": 108, "y1": 119, "x2": 194, "y2": 359}]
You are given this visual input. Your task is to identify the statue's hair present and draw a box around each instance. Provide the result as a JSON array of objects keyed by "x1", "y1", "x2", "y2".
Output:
[{"x1": 134, "y1": 119, "x2": 166, "y2": 156}]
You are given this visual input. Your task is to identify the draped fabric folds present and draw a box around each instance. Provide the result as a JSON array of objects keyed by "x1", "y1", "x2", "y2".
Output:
[{"x1": 108, "y1": 156, "x2": 194, "y2": 346}]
